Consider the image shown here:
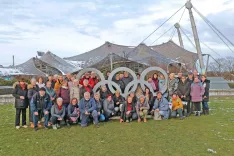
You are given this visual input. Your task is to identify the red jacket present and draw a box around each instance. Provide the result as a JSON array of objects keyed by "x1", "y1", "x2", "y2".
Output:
[
  {"x1": 88, "y1": 77, "x2": 99, "y2": 88},
  {"x1": 79, "y1": 76, "x2": 89, "y2": 86}
]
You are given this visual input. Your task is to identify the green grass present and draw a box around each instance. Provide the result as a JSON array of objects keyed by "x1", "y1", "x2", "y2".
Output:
[{"x1": 0, "y1": 97, "x2": 234, "y2": 156}]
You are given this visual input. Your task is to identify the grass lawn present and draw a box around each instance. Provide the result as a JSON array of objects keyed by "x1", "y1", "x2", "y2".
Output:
[{"x1": 0, "y1": 97, "x2": 234, "y2": 156}]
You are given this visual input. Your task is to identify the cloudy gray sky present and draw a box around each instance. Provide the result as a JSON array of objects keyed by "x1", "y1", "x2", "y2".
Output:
[{"x1": 0, "y1": 0, "x2": 234, "y2": 66}]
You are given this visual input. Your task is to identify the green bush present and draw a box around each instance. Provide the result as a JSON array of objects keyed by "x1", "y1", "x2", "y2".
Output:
[
  {"x1": 0, "y1": 78, "x2": 17, "y2": 86},
  {"x1": 228, "y1": 83, "x2": 234, "y2": 89}
]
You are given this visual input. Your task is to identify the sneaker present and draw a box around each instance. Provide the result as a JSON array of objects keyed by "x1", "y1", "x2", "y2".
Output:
[
  {"x1": 34, "y1": 127, "x2": 38, "y2": 131},
  {"x1": 126, "y1": 120, "x2": 129, "y2": 123},
  {"x1": 22, "y1": 125, "x2": 28, "y2": 128},
  {"x1": 44, "y1": 126, "x2": 49, "y2": 130},
  {"x1": 56, "y1": 124, "x2": 60, "y2": 128},
  {"x1": 16, "y1": 126, "x2": 20, "y2": 129},
  {"x1": 52, "y1": 125, "x2": 57, "y2": 130},
  {"x1": 130, "y1": 118, "x2": 132, "y2": 122},
  {"x1": 197, "y1": 112, "x2": 201, "y2": 117},
  {"x1": 30, "y1": 122, "x2": 34, "y2": 128}
]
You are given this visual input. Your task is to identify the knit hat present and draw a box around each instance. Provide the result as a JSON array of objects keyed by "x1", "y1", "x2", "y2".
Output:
[{"x1": 39, "y1": 87, "x2": 46, "y2": 92}]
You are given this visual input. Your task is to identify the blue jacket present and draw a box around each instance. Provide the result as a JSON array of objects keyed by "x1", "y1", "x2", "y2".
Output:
[
  {"x1": 67, "y1": 103, "x2": 79, "y2": 117},
  {"x1": 79, "y1": 98, "x2": 96, "y2": 114},
  {"x1": 153, "y1": 97, "x2": 169, "y2": 111},
  {"x1": 30, "y1": 92, "x2": 52, "y2": 112}
]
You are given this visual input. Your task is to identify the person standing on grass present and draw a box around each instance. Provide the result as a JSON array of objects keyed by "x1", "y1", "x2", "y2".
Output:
[
  {"x1": 201, "y1": 75, "x2": 210, "y2": 115},
  {"x1": 88, "y1": 72, "x2": 99, "y2": 89},
  {"x1": 54, "y1": 75, "x2": 64, "y2": 92},
  {"x1": 67, "y1": 98, "x2": 79, "y2": 124},
  {"x1": 36, "y1": 76, "x2": 45, "y2": 88},
  {"x1": 168, "y1": 73, "x2": 178, "y2": 97},
  {"x1": 47, "y1": 75, "x2": 55, "y2": 89},
  {"x1": 45, "y1": 81, "x2": 56, "y2": 103},
  {"x1": 136, "y1": 95, "x2": 149, "y2": 123},
  {"x1": 79, "y1": 92, "x2": 99, "y2": 128},
  {"x1": 177, "y1": 75, "x2": 191, "y2": 116},
  {"x1": 56, "y1": 81, "x2": 70, "y2": 126},
  {"x1": 13, "y1": 78, "x2": 29, "y2": 129},
  {"x1": 70, "y1": 79, "x2": 80, "y2": 101},
  {"x1": 51, "y1": 98, "x2": 66, "y2": 130},
  {"x1": 144, "y1": 87, "x2": 153, "y2": 112},
  {"x1": 171, "y1": 93, "x2": 184, "y2": 120},
  {"x1": 152, "y1": 73, "x2": 159, "y2": 92},
  {"x1": 103, "y1": 95, "x2": 115, "y2": 121},
  {"x1": 27, "y1": 78, "x2": 39, "y2": 128},
  {"x1": 120, "y1": 96, "x2": 137, "y2": 123},
  {"x1": 79, "y1": 79, "x2": 93, "y2": 99},
  {"x1": 151, "y1": 92, "x2": 169, "y2": 120},
  {"x1": 30, "y1": 87, "x2": 52, "y2": 131},
  {"x1": 190, "y1": 77, "x2": 205, "y2": 116},
  {"x1": 94, "y1": 92, "x2": 105, "y2": 122}
]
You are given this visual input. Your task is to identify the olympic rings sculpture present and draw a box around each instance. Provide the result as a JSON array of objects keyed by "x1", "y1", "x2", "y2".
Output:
[{"x1": 76, "y1": 67, "x2": 168, "y2": 98}]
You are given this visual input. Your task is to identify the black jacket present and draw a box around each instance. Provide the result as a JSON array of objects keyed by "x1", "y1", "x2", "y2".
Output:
[
  {"x1": 177, "y1": 80, "x2": 191, "y2": 101},
  {"x1": 100, "y1": 90, "x2": 111, "y2": 100},
  {"x1": 122, "y1": 76, "x2": 133, "y2": 87},
  {"x1": 12, "y1": 84, "x2": 29, "y2": 109},
  {"x1": 113, "y1": 79, "x2": 125, "y2": 93},
  {"x1": 27, "y1": 84, "x2": 39, "y2": 101},
  {"x1": 121, "y1": 102, "x2": 136, "y2": 121},
  {"x1": 112, "y1": 95, "x2": 125, "y2": 107},
  {"x1": 202, "y1": 79, "x2": 210, "y2": 102},
  {"x1": 30, "y1": 92, "x2": 52, "y2": 112}
]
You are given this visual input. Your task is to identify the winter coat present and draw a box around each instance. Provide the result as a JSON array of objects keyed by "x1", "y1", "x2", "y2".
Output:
[
  {"x1": 67, "y1": 103, "x2": 79, "y2": 117},
  {"x1": 51, "y1": 80, "x2": 56, "y2": 89},
  {"x1": 113, "y1": 79, "x2": 125, "y2": 93},
  {"x1": 103, "y1": 99, "x2": 115, "y2": 115},
  {"x1": 57, "y1": 87, "x2": 70, "y2": 105},
  {"x1": 159, "y1": 79, "x2": 168, "y2": 98},
  {"x1": 12, "y1": 84, "x2": 29, "y2": 109},
  {"x1": 177, "y1": 80, "x2": 191, "y2": 101},
  {"x1": 168, "y1": 78, "x2": 178, "y2": 96},
  {"x1": 27, "y1": 84, "x2": 39, "y2": 101},
  {"x1": 186, "y1": 78, "x2": 193, "y2": 85},
  {"x1": 153, "y1": 97, "x2": 169, "y2": 111},
  {"x1": 100, "y1": 90, "x2": 111, "y2": 100},
  {"x1": 202, "y1": 79, "x2": 210, "y2": 102},
  {"x1": 95, "y1": 99, "x2": 103, "y2": 113},
  {"x1": 51, "y1": 104, "x2": 65, "y2": 118},
  {"x1": 79, "y1": 76, "x2": 89, "y2": 86},
  {"x1": 136, "y1": 97, "x2": 149, "y2": 118},
  {"x1": 152, "y1": 78, "x2": 159, "y2": 92},
  {"x1": 89, "y1": 77, "x2": 99, "y2": 89},
  {"x1": 112, "y1": 95, "x2": 125, "y2": 107},
  {"x1": 30, "y1": 92, "x2": 52, "y2": 112},
  {"x1": 190, "y1": 82, "x2": 205, "y2": 102},
  {"x1": 148, "y1": 81, "x2": 156, "y2": 91},
  {"x1": 54, "y1": 80, "x2": 63, "y2": 92},
  {"x1": 172, "y1": 97, "x2": 183, "y2": 111},
  {"x1": 70, "y1": 86, "x2": 80, "y2": 100},
  {"x1": 45, "y1": 87, "x2": 56, "y2": 100},
  {"x1": 122, "y1": 76, "x2": 133, "y2": 87},
  {"x1": 79, "y1": 85, "x2": 93, "y2": 99},
  {"x1": 36, "y1": 82, "x2": 45, "y2": 89},
  {"x1": 79, "y1": 98, "x2": 96, "y2": 114},
  {"x1": 121, "y1": 101, "x2": 136, "y2": 120},
  {"x1": 144, "y1": 92, "x2": 153, "y2": 106}
]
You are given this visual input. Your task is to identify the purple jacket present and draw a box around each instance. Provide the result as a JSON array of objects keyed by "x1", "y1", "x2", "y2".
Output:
[
  {"x1": 190, "y1": 82, "x2": 205, "y2": 102},
  {"x1": 148, "y1": 81, "x2": 156, "y2": 91}
]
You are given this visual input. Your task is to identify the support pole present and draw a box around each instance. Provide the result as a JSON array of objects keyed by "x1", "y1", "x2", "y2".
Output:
[
  {"x1": 185, "y1": 0, "x2": 205, "y2": 74},
  {"x1": 12, "y1": 55, "x2": 15, "y2": 67},
  {"x1": 205, "y1": 54, "x2": 210, "y2": 73},
  {"x1": 174, "y1": 23, "x2": 184, "y2": 48}
]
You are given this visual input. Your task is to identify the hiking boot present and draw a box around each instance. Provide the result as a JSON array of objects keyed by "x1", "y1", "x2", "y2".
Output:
[
  {"x1": 22, "y1": 125, "x2": 28, "y2": 128},
  {"x1": 16, "y1": 126, "x2": 20, "y2": 129},
  {"x1": 52, "y1": 125, "x2": 57, "y2": 130},
  {"x1": 30, "y1": 122, "x2": 34, "y2": 128}
]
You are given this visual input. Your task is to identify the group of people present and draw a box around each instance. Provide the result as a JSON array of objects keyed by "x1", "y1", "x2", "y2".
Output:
[{"x1": 12, "y1": 70, "x2": 210, "y2": 131}]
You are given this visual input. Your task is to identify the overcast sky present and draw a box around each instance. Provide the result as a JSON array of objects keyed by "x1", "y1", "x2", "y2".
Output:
[{"x1": 0, "y1": 0, "x2": 234, "y2": 66}]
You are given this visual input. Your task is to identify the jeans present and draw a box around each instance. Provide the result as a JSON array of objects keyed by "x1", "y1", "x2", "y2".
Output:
[
  {"x1": 15, "y1": 108, "x2": 26, "y2": 126},
  {"x1": 80, "y1": 110, "x2": 98, "y2": 127},
  {"x1": 171, "y1": 108, "x2": 183, "y2": 118},
  {"x1": 159, "y1": 111, "x2": 169, "y2": 120},
  {"x1": 193, "y1": 102, "x2": 201, "y2": 111},
  {"x1": 202, "y1": 101, "x2": 209, "y2": 110},
  {"x1": 33, "y1": 110, "x2": 49, "y2": 128},
  {"x1": 29, "y1": 106, "x2": 33, "y2": 122}
]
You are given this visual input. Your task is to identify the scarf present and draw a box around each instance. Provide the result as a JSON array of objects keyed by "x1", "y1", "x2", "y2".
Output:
[{"x1": 58, "y1": 105, "x2": 63, "y2": 111}]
